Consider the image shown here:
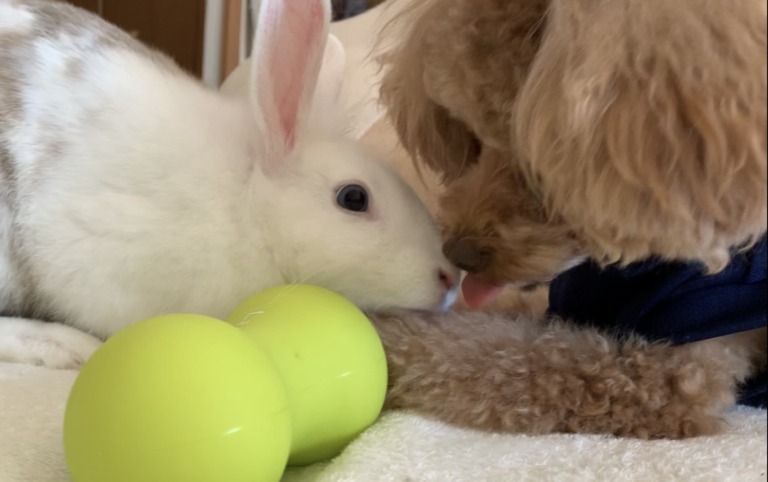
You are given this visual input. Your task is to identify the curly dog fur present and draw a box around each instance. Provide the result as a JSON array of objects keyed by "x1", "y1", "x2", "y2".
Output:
[
  {"x1": 371, "y1": 0, "x2": 768, "y2": 438},
  {"x1": 380, "y1": 0, "x2": 766, "y2": 277},
  {"x1": 370, "y1": 310, "x2": 763, "y2": 439}
]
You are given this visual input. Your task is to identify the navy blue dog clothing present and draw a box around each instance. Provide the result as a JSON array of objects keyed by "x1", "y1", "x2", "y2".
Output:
[{"x1": 548, "y1": 236, "x2": 767, "y2": 408}]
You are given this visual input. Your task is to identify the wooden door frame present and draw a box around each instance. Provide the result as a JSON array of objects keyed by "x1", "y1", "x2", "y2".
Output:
[{"x1": 221, "y1": 0, "x2": 243, "y2": 82}]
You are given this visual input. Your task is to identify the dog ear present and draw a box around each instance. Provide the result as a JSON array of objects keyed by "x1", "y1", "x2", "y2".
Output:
[
  {"x1": 513, "y1": 0, "x2": 767, "y2": 270},
  {"x1": 378, "y1": 33, "x2": 480, "y2": 182},
  {"x1": 384, "y1": 86, "x2": 481, "y2": 181}
]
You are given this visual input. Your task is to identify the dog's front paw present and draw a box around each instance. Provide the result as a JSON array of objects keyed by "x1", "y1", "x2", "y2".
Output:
[{"x1": 0, "y1": 317, "x2": 103, "y2": 369}]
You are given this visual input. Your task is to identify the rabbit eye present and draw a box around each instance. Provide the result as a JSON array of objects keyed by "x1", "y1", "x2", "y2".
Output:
[{"x1": 336, "y1": 184, "x2": 369, "y2": 213}]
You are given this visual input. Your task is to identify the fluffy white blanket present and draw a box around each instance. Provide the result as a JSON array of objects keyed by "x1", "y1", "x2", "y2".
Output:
[
  {"x1": 283, "y1": 408, "x2": 768, "y2": 482},
  {"x1": 1, "y1": 362, "x2": 766, "y2": 482}
]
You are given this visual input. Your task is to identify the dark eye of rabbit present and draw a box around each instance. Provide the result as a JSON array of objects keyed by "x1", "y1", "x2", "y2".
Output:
[{"x1": 336, "y1": 184, "x2": 369, "y2": 213}]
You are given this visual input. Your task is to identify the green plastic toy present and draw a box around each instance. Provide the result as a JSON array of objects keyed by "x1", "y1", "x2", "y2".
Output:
[{"x1": 63, "y1": 284, "x2": 387, "y2": 482}]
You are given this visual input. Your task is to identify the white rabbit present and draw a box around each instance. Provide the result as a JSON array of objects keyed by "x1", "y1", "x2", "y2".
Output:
[{"x1": 0, "y1": 0, "x2": 458, "y2": 368}]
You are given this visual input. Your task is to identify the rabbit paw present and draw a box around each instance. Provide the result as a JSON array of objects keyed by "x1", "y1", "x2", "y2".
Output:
[{"x1": 0, "y1": 317, "x2": 103, "y2": 369}]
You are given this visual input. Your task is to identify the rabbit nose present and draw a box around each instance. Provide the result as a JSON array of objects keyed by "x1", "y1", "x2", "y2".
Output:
[
  {"x1": 443, "y1": 238, "x2": 490, "y2": 273},
  {"x1": 438, "y1": 269, "x2": 456, "y2": 291}
]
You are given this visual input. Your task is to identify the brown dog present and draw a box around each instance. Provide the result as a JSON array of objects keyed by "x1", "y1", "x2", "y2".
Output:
[{"x1": 368, "y1": 0, "x2": 767, "y2": 438}]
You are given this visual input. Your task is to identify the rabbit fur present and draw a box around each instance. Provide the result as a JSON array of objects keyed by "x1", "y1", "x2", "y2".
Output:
[{"x1": 0, "y1": 0, "x2": 458, "y2": 368}]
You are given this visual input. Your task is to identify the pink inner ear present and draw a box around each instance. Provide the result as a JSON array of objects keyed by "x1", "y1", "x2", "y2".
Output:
[{"x1": 270, "y1": 2, "x2": 325, "y2": 151}]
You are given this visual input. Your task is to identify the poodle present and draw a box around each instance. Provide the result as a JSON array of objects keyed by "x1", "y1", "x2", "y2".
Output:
[{"x1": 369, "y1": 0, "x2": 767, "y2": 438}]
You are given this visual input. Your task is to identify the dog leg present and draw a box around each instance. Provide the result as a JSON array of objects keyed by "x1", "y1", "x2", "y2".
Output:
[{"x1": 370, "y1": 310, "x2": 749, "y2": 439}]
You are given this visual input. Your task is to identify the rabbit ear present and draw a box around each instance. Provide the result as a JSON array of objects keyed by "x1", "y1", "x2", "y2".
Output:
[
  {"x1": 249, "y1": 0, "x2": 331, "y2": 173},
  {"x1": 315, "y1": 34, "x2": 346, "y2": 104}
]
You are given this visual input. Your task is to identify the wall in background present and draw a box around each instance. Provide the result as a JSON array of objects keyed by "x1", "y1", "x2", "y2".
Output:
[
  {"x1": 63, "y1": 0, "x2": 387, "y2": 85},
  {"x1": 331, "y1": 0, "x2": 384, "y2": 20},
  {"x1": 65, "y1": 0, "x2": 207, "y2": 77}
]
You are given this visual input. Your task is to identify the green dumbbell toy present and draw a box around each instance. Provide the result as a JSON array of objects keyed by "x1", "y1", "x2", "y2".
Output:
[{"x1": 63, "y1": 284, "x2": 387, "y2": 482}]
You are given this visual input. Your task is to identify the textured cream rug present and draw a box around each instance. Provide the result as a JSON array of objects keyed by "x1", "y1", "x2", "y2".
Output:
[{"x1": 1, "y1": 361, "x2": 765, "y2": 482}]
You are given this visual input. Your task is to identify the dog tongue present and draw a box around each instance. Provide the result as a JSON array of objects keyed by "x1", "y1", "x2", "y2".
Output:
[{"x1": 461, "y1": 274, "x2": 504, "y2": 309}]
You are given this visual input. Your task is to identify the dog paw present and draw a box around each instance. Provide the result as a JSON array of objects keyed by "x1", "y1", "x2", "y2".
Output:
[{"x1": 0, "y1": 317, "x2": 103, "y2": 369}]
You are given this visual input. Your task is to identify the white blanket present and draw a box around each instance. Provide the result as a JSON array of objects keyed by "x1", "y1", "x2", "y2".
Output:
[
  {"x1": 1, "y1": 361, "x2": 766, "y2": 482},
  {"x1": 283, "y1": 408, "x2": 768, "y2": 482}
]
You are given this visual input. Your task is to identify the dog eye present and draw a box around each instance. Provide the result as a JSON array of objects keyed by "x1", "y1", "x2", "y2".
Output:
[{"x1": 336, "y1": 184, "x2": 369, "y2": 212}]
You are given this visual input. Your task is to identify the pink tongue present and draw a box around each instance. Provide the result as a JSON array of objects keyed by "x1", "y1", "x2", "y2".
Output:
[{"x1": 461, "y1": 274, "x2": 504, "y2": 309}]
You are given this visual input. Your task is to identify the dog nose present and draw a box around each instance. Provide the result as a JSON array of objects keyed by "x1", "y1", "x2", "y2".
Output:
[{"x1": 442, "y1": 238, "x2": 490, "y2": 273}]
